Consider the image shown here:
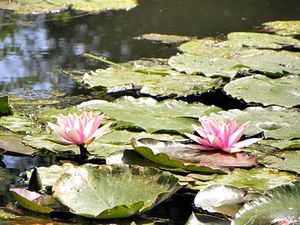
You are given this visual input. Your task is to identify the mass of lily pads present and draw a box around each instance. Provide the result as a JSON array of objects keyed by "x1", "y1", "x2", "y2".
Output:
[{"x1": 0, "y1": 1, "x2": 300, "y2": 224}]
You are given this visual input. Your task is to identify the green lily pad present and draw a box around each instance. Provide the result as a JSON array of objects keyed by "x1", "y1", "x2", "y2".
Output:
[
  {"x1": 0, "y1": 96, "x2": 11, "y2": 116},
  {"x1": 259, "y1": 150, "x2": 300, "y2": 174},
  {"x1": 224, "y1": 75, "x2": 300, "y2": 107},
  {"x1": 227, "y1": 32, "x2": 300, "y2": 49},
  {"x1": 208, "y1": 107, "x2": 300, "y2": 140},
  {"x1": 185, "y1": 213, "x2": 230, "y2": 225},
  {"x1": 131, "y1": 138, "x2": 258, "y2": 173},
  {"x1": 0, "y1": 130, "x2": 38, "y2": 156},
  {"x1": 199, "y1": 168, "x2": 297, "y2": 192},
  {"x1": 9, "y1": 188, "x2": 61, "y2": 214},
  {"x1": 0, "y1": 0, "x2": 138, "y2": 14},
  {"x1": 78, "y1": 96, "x2": 220, "y2": 134},
  {"x1": 263, "y1": 20, "x2": 300, "y2": 36},
  {"x1": 170, "y1": 40, "x2": 300, "y2": 78},
  {"x1": 260, "y1": 139, "x2": 300, "y2": 150},
  {"x1": 232, "y1": 181, "x2": 300, "y2": 225},
  {"x1": 133, "y1": 33, "x2": 196, "y2": 44},
  {"x1": 82, "y1": 66, "x2": 223, "y2": 97},
  {"x1": 194, "y1": 184, "x2": 246, "y2": 216},
  {"x1": 52, "y1": 164, "x2": 180, "y2": 219}
]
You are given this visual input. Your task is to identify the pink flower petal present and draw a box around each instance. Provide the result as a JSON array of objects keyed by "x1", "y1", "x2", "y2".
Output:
[
  {"x1": 91, "y1": 122, "x2": 112, "y2": 139},
  {"x1": 232, "y1": 138, "x2": 262, "y2": 149}
]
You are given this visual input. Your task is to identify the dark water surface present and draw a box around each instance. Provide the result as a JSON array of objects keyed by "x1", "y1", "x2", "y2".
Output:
[
  {"x1": 0, "y1": 0, "x2": 300, "y2": 223},
  {"x1": 1, "y1": 0, "x2": 300, "y2": 98}
]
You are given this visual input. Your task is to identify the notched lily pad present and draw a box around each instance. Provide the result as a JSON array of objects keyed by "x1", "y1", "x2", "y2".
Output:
[
  {"x1": 194, "y1": 184, "x2": 246, "y2": 217},
  {"x1": 263, "y1": 20, "x2": 300, "y2": 36},
  {"x1": 200, "y1": 168, "x2": 297, "y2": 192},
  {"x1": 133, "y1": 33, "x2": 196, "y2": 44},
  {"x1": 82, "y1": 66, "x2": 223, "y2": 97},
  {"x1": 233, "y1": 181, "x2": 300, "y2": 225},
  {"x1": 9, "y1": 188, "x2": 62, "y2": 214},
  {"x1": 260, "y1": 150, "x2": 300, "y2": 174},
  {"x1": 224, "y1": 75, "x2": 300, "y2": 107},
  {"x1": 52, "y1": 164, "x2": 180, "y2": 219},
  {"x1": 131, "y1": 138, "x2": 258, "y2": 173},
  {"x1": 0, "y1": 0, "x2": 138, "y2": 14},
  {"x1": 78, "y1": 96, "x2": 220, "y2": 134}
]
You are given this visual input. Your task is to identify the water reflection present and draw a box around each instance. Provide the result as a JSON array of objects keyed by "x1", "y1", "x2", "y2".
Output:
[{"x1": 0, "y1": 0, "x2": 299, "y2": 98}]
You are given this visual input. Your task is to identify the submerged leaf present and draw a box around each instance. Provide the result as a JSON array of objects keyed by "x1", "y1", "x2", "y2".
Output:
[
  {"x1": 233, "y1": 181, "x2": 300, "y2": 225},
  {"x1": 52, "y1": 164, "x2": 180, "y2": 219}
]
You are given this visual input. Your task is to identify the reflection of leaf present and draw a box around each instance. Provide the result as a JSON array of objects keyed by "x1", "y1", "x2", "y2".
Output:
[
  {"x1": 224, "y1": 75, "x2": 300, "y2": 107},
  {"x1": 53, "y1": 164, "x2": 180, "y2": 219},
  {"x1": 78, "y1": 96, "x2": 220, "y2": 133},
  {"x1": 0, "y1": 96, "x2": 11, "y2": 116},
  {"x1": 0, "y1": 0, "x2": 138, "y2": 14},
  {"x1": 233, "y1": 181, "x2": 300, "y2": 225},
  {"x1": 131, "y1": 138, "x2": 258, "y2": 173}
]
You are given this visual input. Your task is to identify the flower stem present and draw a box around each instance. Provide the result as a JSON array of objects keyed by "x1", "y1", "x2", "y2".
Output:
[{"x1": 79, "y1": 145, "x2": 90, "y2": 160}]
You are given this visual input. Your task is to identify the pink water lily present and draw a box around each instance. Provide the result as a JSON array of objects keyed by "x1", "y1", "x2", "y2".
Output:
[
  {"x1": 185, "y1": 118, "x2": 261, "y2": 153},
  {"x1": 48, "y1": 111, "x2": 111, "y2": 146}
]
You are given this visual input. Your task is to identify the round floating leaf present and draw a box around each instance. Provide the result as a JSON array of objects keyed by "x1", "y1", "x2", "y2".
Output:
[
  {"x1": 208, "y1": 107, "x2": 300, "y2": 140},
  {"x1": 0, "y1": 0, "x2": 138, "y2": 14},
  {"x1": 224, "y1": 75, "x2": 300, "y2": 107},
  {"x1": 260, "y1": 139, "x2": 300, "y2": 150},
  {"x1": 232, "y1": 181, "x2": 300, "y2": 225},
  {"x1": 131, "y1": 138, "x2": 258, "y2": 173},
  {"x1": 185, "y1": 212, "x2": 230, "y2": 225},
  {"x1": 78, "y1": 96, "x2": 220, "y2": 134},
  {"x1": 52, "y1": 164, "x2": 180, "y2": 219},
  {"x1": 263, "y1": 20, "x2": 300, "y2": 36},
  {"x1": 260, "y1": 150, "x2": 300, "y2": 174},
  {"x1": 170, "y1": 43, "x2": 300, "y2": 78},
  {"x1": 200, "y1": 168, "x2": 297, "y2": 192},
  {"x1": 194, "y1": 184, "x2": 246, "y2": 216},
  {"x1": 227, "y1": 32, "x2": 300, "y2": 49},
  {"x1": 9, "y1": 188, "x2": 60, "y2": 214},
  {"x1": 83, "y1": 66, "x2": 223, "y2": 97},
  {"x1": 134, "y1": 33, "x2": 196, "y2": 44}
]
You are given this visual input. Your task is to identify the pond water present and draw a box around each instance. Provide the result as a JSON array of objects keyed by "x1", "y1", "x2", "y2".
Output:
[{"x1": 0, "y1": 0, "x2": 300, "y2": 223}]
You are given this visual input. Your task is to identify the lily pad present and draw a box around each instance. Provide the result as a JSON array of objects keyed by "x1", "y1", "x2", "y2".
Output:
[
  {"x1": 194, "y1": 184, "x2": 246, "y2": 216},
  {"x1": 52, "y1": 164, "x2": 180, "y2": 219},
  {"x1": 133, "y1": 33, "x2": 196, "y2": 44},
  {"x1": 232, "y1": 181, "x2": 300, "y2": 225},
  {"x1": 199, "y1": 168, "x2": 297, "y2": 192},
  {"x1": 259, "y1": 150, "x2": 300, "y2": 174},
  {"x1": 259, "y1": 139, "x2": 300, "y2": 150},
  {"x1": 0, "y1": 96, "x2": 11, "y2": 116},
  {"x1": 170, "y1": 41, "x2": 300, "y2": 78},
  {"x1": 0, "y1": 0, "x2": 138, "y2": 14},
  {"x1": 131, "y1": 138, "x2": 258, "y2": 173},
  {"x1": 78, "y1": 96, "x2": 220, "y2": 134},
  {"x1": 9, "y1": 188, "x2": 61, "y2": 214},
  {"x1": 226, "y1": 32, "x2": 300, "y2": 49},
  {"x1": 224, "y1": 75, "x2": 300, "y2": 107},
  {"x1": 185, "y1": 213, "x2": 230, "y2": 225},
  {"x1": 208, "y1": 107, "x2": 300, "y2": 140},
  {"x1": 263, "y1": 20, "x2": 300, "y2": 36},
  {"x1": 82, "y1": 66, "x2": 223, "y2": 97},
  {"x1": 0, "y1": 130, "x2": 38, "y2": 156}
]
